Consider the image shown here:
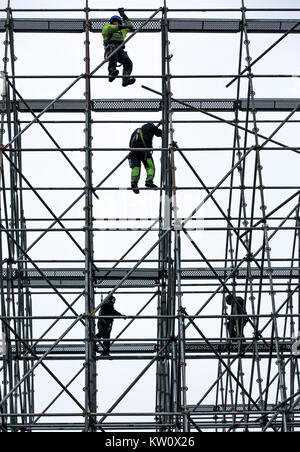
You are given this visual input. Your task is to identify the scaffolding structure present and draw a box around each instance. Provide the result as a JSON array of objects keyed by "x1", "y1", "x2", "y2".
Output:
[{"x1": 0, "y1": 0, "x2": 300, "y2": 432}]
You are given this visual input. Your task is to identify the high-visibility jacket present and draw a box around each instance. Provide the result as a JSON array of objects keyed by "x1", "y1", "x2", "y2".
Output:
[{"x1": 102, "y1": 21, "x2": 133, "y2": 45}]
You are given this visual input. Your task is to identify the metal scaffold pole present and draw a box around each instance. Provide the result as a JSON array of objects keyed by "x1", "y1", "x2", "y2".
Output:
[
  {"x1": 83, "y1": 0, "x2": 97, "y2": 432},
  {"x1": 155, "y1": 1, "x2": 172, "y2": 431},
  {"x1": 0, "y1": 2, "x2": 10, "y2": 432}
]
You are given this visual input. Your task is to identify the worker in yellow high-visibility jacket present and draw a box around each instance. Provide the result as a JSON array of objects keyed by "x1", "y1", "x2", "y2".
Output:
[{"x1": 102, "y1": 8, "x2": 135, "y2": 87}]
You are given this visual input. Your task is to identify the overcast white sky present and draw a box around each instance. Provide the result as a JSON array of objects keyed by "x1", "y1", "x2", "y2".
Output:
[{"x1": 1, "y1": 0, "x2": 300, "y2": 431}]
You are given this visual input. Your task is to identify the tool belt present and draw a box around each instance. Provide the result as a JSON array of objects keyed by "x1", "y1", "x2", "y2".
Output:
[{"x1": 104, "y1": 40, "x2": 125, "y2": 52}]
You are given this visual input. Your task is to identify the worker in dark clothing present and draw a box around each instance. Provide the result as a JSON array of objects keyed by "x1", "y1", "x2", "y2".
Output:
[
  {"x1": 129, "y1": 122, "x2": 162, "y2": 194},
  {"x1": 226, "y1": 294, "x2": 248, "y2": 341},
  {"x1": 96, "y1": 295, "x2": 124, "y2": 356},
  {"x1": 102, "y1": 8, "x2": 135, "y2": 87}
]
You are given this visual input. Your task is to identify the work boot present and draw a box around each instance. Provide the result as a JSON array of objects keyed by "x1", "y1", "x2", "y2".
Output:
[
  {"x1": 145, "y1": 181, "x2": 158, "y2": 189},
  {"x1": 131, "y1": 182, "x2": 140, "y2": 194},
  {"x1": 122, "y1": 77, "x2": 136, "y2": 87},
  {"x1": 109, "y1": 69, "x2": 119, "y2": 82}
]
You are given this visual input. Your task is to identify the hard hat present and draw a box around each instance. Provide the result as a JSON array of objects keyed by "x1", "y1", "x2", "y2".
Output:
[
  {"x1": 110, "y1": 15, "x2": 122, "y2": 24},
  {"x1": 225, "y1": 294, "x2": 233, "y2": 305}
]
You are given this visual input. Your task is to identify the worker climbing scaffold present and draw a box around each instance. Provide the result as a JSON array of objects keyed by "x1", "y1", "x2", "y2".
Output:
[
  {"x1": 128, "y1": 122, "x2": 162, "y2": 194},
  {"x1": 225, "y1": 294, "x2": 248, "y2": 342},
  {"x1": 102, "y1": 8, "x2": 136, "y2": 87},
  {"x1": 96, "y1": 295, "x2": 125, "y2": 357}
]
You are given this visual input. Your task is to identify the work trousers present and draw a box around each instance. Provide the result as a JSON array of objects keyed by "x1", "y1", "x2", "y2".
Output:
[
  {"x1": 105, "y1": 44, "x2": 133, "y2": 82},
  {"x1": 227, "y1": 317, "x2": 245, "y2": 339},
  {"x1": 129, "y1": 150, "x2": 155, "y2": 184},
  {"x1": 97, "y1": 321, "x2": 113, "y2": 354}
]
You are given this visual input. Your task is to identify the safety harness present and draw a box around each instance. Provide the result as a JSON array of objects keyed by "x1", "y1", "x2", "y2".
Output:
[{"x1": 130, "y1": 128, "x2": 147, "y2": 149}]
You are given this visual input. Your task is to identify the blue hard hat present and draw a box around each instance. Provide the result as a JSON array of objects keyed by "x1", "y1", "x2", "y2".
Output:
[{"x1": 110, "y1": 15, "x2": 122, "y2": 24}]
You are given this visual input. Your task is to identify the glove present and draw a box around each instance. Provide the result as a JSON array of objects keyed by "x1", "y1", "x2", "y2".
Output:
[{"x1": 118, "y1": 7, "x2": 129, "y2": 21}]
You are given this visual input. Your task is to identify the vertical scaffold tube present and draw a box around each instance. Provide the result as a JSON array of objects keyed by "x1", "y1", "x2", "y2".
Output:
[
  {"x1": 83, "y1": 0, "x2": 97, "y2": 432},
  {"x1": 0, "y1": 1, "x2": 11, "y2": 432},
  {"x1": 241, "y1": 0, "x2": 288, "y2": 431},
  {"x1": 175, "y1": 231, "x2": 188, "y2": 432},
  {"x1": 156, "y1": 3, "x2": 172, "y2": 431}
]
